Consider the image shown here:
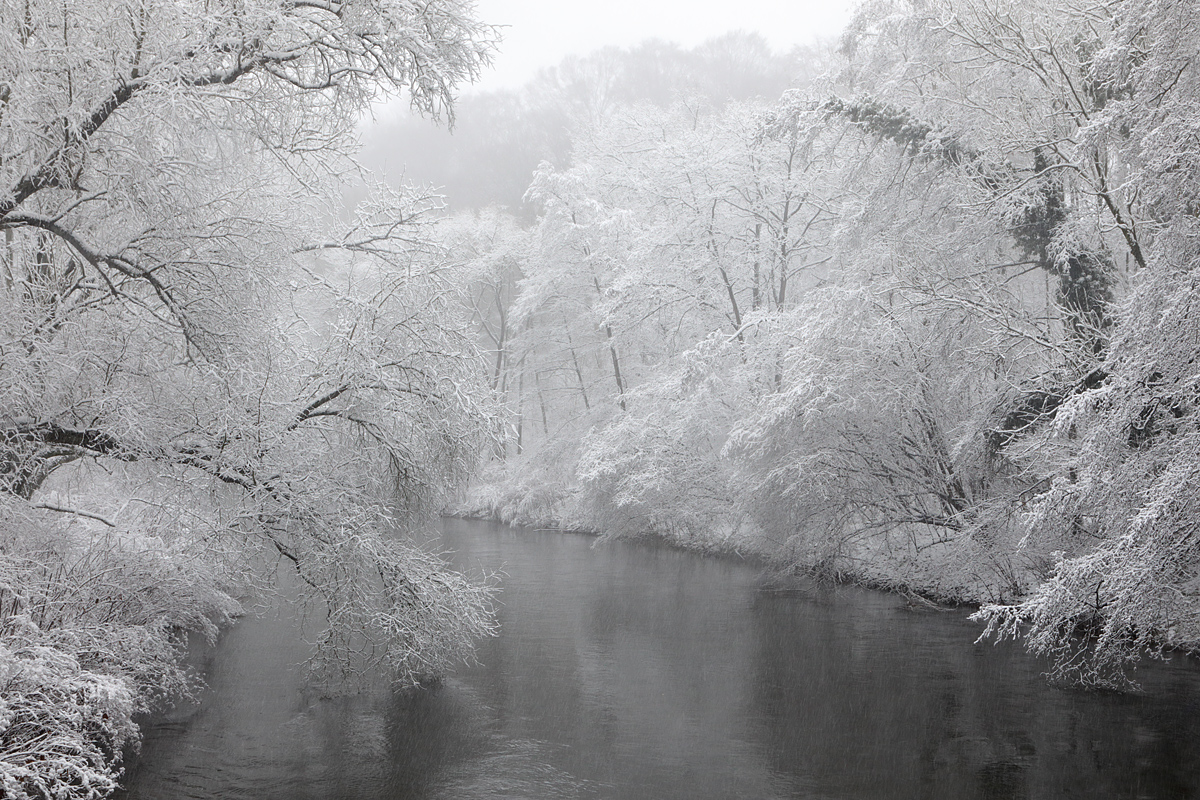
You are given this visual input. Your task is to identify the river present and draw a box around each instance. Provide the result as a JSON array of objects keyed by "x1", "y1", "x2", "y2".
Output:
[{"x1": 118, "y1": 517, "x2": 1200, "y2": 799}]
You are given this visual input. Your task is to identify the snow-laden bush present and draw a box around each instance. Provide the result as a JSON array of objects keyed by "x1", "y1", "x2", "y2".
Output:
[
  {"x1": 0, "y1": 495, "x2": 241, "y2": 797},
  {"x1": 0, "y1": 641, "x2": 136, "y2": 800}
]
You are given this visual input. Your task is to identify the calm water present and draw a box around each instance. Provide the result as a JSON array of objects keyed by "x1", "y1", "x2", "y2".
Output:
[{"x1": 120, "y1": 518, "x2": 1200, "y2": 800}]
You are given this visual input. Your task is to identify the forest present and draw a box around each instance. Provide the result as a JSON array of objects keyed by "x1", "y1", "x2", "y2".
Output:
[
  {"x1": 442, "y1": 0, "x2": 1200, "y2": 689},
  {"x1": 3, "y1": 0, "x2": 1200, "y2": 797}
]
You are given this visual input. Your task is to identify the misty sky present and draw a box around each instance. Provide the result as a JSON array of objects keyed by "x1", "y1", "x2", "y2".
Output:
[
  {"x1": 358, "y1": 0, "x2": 863, "y2": 183},
  {"x1": 468, "y1": 0, "x2": 860, "y2": 92}
]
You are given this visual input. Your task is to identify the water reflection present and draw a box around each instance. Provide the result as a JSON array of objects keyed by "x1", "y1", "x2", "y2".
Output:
[
  {"x1": 120, "y1": 519, "x2": 1200, "y2": 799},
  {"x1": 749, "y1": 584, "x2": 1200, "y2": 799}
]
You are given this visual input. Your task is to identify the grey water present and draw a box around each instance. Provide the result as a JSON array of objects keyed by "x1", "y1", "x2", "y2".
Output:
[{"x1": 119, "y1": 518, "x2": 1200, "y2": 799}]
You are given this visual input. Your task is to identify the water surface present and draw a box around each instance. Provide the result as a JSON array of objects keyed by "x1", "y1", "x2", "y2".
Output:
[{"x1": 120, "y1": 518, "x2": 1200, "y2": 799}]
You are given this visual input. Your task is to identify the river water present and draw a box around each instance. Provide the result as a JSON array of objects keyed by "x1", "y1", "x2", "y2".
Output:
[{"x1": 119, "y1": 518, "x2": 1200, "y2": 799}]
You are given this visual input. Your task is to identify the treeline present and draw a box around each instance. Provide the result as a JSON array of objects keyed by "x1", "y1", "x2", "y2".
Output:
[{"x1": 443, "y1": 0, "x2": 1200, "y2": 689}]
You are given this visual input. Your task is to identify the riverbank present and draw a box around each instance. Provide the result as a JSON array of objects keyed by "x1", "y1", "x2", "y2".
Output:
[{"x1": 445, "y1": 491, "x2": 979, "y2": 612}]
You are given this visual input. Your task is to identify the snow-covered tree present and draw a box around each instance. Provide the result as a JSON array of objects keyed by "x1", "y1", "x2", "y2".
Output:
[
  {"x1": 0, "y1": 0, "x2": 498, "y2": 795},
  {"x1": 975, "y1": 0, "x2": 1200, "y2": 687}
]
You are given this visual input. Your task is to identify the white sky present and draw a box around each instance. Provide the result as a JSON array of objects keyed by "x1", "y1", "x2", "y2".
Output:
[{"x1": 466, "y1": 0, "x2": 861, "y2": 93}]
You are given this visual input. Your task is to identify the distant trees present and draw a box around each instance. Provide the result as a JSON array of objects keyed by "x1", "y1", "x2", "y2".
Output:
[
  {"x1": 0, "y1": 0, "x2": 498, "y2": 795},
  {"x1": 362, "y1": 33, "x2": 828, "y2": 217}
]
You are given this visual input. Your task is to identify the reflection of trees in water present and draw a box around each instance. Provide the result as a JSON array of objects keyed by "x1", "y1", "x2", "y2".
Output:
[
  {"x1": 747, "y1": 591, "x2": 1200, "y2": 799},
  {"x1": 378, "y1": 684, "x2": 497, "y2": 799},
  {"x1": 434, "y1": 525, "x2": 803, "y2": 798}
]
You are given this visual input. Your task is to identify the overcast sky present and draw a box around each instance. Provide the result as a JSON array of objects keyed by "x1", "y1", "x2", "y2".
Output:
[{"x1": 466, "y1": 0, "x2": 861, "y2": 92}]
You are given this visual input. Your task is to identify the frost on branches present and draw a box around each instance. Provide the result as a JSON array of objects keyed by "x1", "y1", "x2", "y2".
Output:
[
  {"x1": 0, "y1": 0, "x2": 499, "y2": 795},
  {"x1": 973, "y1": 0, "x2": 1200, "y2": 687}
]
